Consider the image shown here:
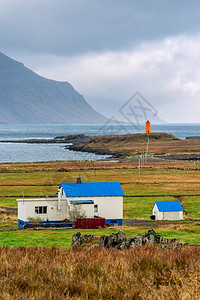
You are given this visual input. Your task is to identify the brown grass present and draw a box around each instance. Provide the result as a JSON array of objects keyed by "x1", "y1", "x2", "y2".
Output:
[
  {"x1": 71, "y1": 133, "x2": 200, "y2": 156},
  {"x1": 0, "y1": 208, "x2": 17, "y2": 227},
  {"x1": 0, "y1": 246, "x2": 199, "y2": 299}
]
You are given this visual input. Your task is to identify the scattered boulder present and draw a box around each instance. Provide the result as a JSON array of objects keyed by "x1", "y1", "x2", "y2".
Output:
[
  {"x1": 71, "y1": 229, "x2": 184, "y2": 250},
  {"x1": 168, "y1": 243, "x2": 186, "y2": 250},
  {"x1": 71, "y1": 232, "x2": 96, "y2": 248},
  {"x1": 98, "y1": 230, "x2": 127, "y2": 248},
  {"x1": 72, "y1": 232, "x2": 82, "y2": 248}
]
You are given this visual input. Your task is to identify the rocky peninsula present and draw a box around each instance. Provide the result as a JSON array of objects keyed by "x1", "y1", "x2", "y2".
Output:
[{"x1": 1, "y1": 132, "x2": 200, "y2": 161}]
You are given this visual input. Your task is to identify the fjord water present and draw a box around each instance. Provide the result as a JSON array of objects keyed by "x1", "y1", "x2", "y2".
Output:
[{"x1": 0, "y1": 123, "x2": 199, "y2": 163}]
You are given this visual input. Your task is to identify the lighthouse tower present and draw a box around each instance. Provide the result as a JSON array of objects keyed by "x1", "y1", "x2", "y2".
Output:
[{"x1": 145, "y1": 120, "x2": 151, "y2": 133}]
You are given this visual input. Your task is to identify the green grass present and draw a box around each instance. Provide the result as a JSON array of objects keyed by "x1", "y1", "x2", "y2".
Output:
[
  {"x1": 0, "y1": 198, "x2": 17, "y2": 208},
  {"x1": 123, "y1": 196, "x2": 172, "y2": 219},
  {"x1": 183, "y1": 196, "x2": 200, "y2": 219},
  {"x1": 0, "y1": 227, "x2": 199, "y2": 248},
  {"x1": 1, "y1": 162, "x2": 200, "y2": 220},
  {"x1": 0, "y1": 228, "x2": 121, "y2": 248}
]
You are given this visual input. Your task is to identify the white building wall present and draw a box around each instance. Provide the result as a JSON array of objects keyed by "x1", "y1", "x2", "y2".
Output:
[
  {"x1": 69, "y1": 203, "x2": 94, "y2": 219},
  {"x1": 17, "y1": 198, "x2": 69, "y2": 222},
  {"x1": 18, "y1": 195, "x2": 123, "y2": 222},
  {"x1": 162, "y1": 211, "x2": 183, "y2": 220},
  {"x1": 152, "y1": 204, "x2": 159, "y2": 220},
  {"x1": 18, "y1": 198, "x2": 95, "y2": 222},
  {"x1": 152, "y1": 204, "x2": 183, "y2": 220},
  {"x1": 68, "y1": 196, "x2": 123, "y2": 220}
]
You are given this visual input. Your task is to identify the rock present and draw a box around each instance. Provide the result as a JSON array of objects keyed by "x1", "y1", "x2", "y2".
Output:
[
  {"x1": 99, "y1": 235, "x2": 107, "y2": 247},
  {"x1": 144, "y1": 229, "x2": 161, "y2": 244},
  {"x1": 171, "y1": 237, "x2": 179, "y2": 243},
  {"x1": 117, "y1": 230, "x2": 126, "y2": 242},
  {"x1": 72, "y1": 232, "x2": 82, "y2": 248},
  {"x1": 159, "y1": 245, "x2": 167, "y2": 250},
  {"x1": 115, "y1": 241, "x2": 128, "y2": 250},
  {"x1": 133, "y1": 235, "x2": 143, "y2": 246},
  {"x1": 169, "y1": 243, "x2": 185, "y2": 249},
  {"x1": 71, "y1": 230, "x2": 188, "y2": 250},
  {"x1": 81, "y1": 234, "x2": 96, "y2": 243},
  {"x1": 105, "y1": 233, "x2": 118, "y2": 248},
  {"x1": 71, "y1": 233, "x2": 96, "y2": 248},
  {"x1": 129, "y1": 238, "x2": 136, "y2": 248}
]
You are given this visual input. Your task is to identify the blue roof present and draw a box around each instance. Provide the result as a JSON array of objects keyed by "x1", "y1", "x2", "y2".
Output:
[
  {"x1": 60, "y1": 182, "x2": 124, "y2": 197},
  {"x1": 155, "y1": 201, "x2": 183, "y2": 212}
]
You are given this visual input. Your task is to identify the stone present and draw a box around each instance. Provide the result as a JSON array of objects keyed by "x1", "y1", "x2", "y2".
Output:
[
  {"x1": 105, "y1": 233, "x2": 118, "y2": 248},
  {"x1": 169, "y1": 243, "x2": 185, "y2": 249},
  {"x1": 144, "y1": 229, "x2": 161, "y2": 244},
  {"x1": 159, "y1": 245, "x2": 167, "y2": 250},
  {"x1": 71, "y1": 233, "x2": 97, "y2": 248},
  {"x1": 72, "y1": 232, "x2": 82, "y2": 248},
  {"x1": 133, "y1": 235, "x2": 143, "y2": 246},
  {"x1": 116, "y1": 230, "x2": 126, "y2": 242},
  {"x1": 71, "y1": 230, "x2": 188, "y2": 250},
  {"x1": 171, "y1": 237, "x2": 179, "y2": 243},
  {"x1": 99, "y1": 235, "x2": 107, "y2": 247}
]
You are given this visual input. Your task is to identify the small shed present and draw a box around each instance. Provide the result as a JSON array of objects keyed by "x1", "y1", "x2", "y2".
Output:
[{"x1": 152, "y1": 201, "x2": 183, "y2": 220}]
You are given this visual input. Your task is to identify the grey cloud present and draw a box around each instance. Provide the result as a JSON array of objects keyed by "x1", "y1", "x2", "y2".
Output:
[{"x1": 1, "y1": 0, "x2": 200, "y2": 56}]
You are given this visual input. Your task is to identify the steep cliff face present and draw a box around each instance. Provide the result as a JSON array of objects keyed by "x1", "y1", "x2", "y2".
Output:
[{"x1": 0, "y1": 52, "x2": 107, "y2": 124}]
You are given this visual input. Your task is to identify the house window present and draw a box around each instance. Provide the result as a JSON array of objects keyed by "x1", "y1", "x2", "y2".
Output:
[
  {"x1": 94, "y1": 204, "x2": 98, "y2": 213},
  {"x1": 61, "y1": 188, "x2": 64, "y2": 197},
  {"x1": 35, "y1": 206, "x2": 47, "y2": 214}
]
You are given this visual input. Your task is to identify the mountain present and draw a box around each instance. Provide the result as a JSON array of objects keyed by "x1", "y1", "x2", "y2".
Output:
[{"x1": 0, "y1": 51, "x2": 107, "y2": 124}]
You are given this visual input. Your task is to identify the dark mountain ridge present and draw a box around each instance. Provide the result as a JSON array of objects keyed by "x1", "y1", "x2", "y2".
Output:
[{"x1": 0, "y1": 51, "x2": 107, "y2": 124}]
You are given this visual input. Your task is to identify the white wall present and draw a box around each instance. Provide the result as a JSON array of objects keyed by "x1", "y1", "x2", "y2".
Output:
[
  {"x1": 69, "y1": 203, "x2": 94, "y2": 219},
  {"x1": 17, "y1": 198, "x2": 95, "y2": 222},
  {"x1": 152, "y1": 204, "x2": 183, "y2": 220},
  {"x1": 162, "y1": 211, "x2": 183, "y2": 220},
  {"x1": 68, "y1": 196, "x2": 123, "y2": 220},
  {"x1": 17, "y1": 198, "x2": 69, "y2": 222},
  {"x1": 17, "y1": 195, "x2": 123, "y2": 222}
]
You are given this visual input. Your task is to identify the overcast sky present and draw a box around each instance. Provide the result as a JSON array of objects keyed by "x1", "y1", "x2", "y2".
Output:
[{"x1": 1, "y1": 0, "x2": 200, "y2": 123}]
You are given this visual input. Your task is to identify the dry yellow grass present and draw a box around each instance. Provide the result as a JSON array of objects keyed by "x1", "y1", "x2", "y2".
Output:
[
  {"x1": 0, "y1": 246, "x2": 199, "y2": 299},
  {"x1": 69, "y1": 133, "x2": 200, "y2": 156},
  {"x1": 0, "y1": 208, "x2": 17, "y2": 227}
]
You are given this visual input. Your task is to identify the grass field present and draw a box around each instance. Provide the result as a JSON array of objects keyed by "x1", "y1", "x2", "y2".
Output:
[
  {"x1": 0, "y1": 246, "x2": 199, "y2": 299},
  {"x1": 0, "y1": 161, "x2": 200, "y2": 221},
  {"x1": 0, "y1": 159, "x2": 200, "y2": 299},
  {"x1": 69, "y1": 132, "x2": 200, "y2": 157},
  {"x1": 0, "y1": 224, "x2": 199, "y2": 247}
]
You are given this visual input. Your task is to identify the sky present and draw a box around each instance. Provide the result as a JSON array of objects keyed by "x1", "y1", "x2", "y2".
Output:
[{"x1": 1, "y1": 0, "x2": 200, "y2": 123}]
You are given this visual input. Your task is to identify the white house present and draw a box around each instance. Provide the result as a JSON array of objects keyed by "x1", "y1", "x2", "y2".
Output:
[
  {"x1": 152, "y1": 201, "x2": 183, "y2": 220},
  {"x1": 17, "y1": 178, "x2": 124, "y2": 228}
]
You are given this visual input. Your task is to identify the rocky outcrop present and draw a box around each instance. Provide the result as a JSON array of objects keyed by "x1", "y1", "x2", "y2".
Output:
[
  {"x1": 0, "y1": 134, "x2": 91, "y2": 145},
  {"x1": 71, "y1": 229, "x2": 187, "y2": 250},
  {"x1": 71, "y1": 232, "x2": 96, "y2": 248}
]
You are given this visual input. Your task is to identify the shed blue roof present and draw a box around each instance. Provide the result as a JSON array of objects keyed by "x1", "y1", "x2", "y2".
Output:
[
  {"x1": 155, "y1": 201, "x2": 183, "y2": 212},
  {"x1": 60, "y1": 182, "x2": 124, "y2": 197}
]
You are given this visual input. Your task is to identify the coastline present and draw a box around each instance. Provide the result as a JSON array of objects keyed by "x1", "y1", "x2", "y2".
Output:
[{"x1": 1, "y1": 132, "x2": 200, "y2": 162}]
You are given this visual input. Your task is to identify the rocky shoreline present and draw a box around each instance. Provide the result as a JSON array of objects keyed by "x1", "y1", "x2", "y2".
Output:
[
  {"x1": 66, "y1": 144, "x2": 123, "y2": 158},
  {"x1": 1, "y1": 133, "x2": 200, "y2": 161},
  {"x1": 0, "y1": 133, "x2": 121, "y2": 159},
  {"x1": 0, "y1": 134, "x2": 91, "y2": 145}
]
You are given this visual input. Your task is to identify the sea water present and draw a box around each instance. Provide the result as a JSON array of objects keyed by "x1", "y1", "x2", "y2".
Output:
[{"x1": 0, "y1": 123, "x2": 199, "y2": 163}]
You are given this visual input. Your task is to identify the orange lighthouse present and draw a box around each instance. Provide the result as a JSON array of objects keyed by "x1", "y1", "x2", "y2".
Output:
[{"x1": 145, "y1": 120, "x2": 151, "y2": 133}]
